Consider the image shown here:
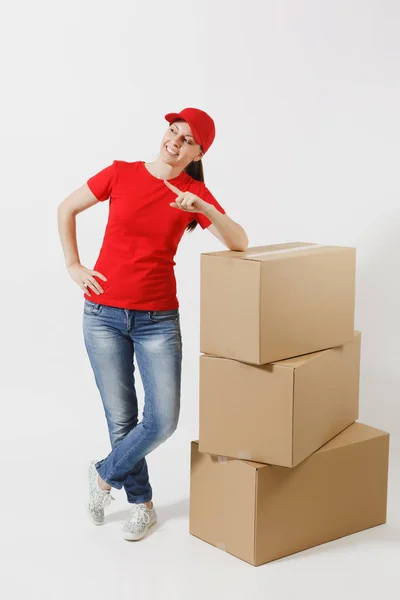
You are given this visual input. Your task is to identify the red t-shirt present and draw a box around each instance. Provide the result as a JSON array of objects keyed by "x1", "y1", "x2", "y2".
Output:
[{"x1": 84, "y1": 160, "x2": 226, "y2": 310}]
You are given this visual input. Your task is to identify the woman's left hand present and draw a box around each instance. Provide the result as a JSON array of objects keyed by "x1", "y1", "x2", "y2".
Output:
[{"x1": 164, "y1": 179, "x2": 208, "y2": 214}]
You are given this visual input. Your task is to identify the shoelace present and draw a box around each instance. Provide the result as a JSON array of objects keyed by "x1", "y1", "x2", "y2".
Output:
[
  {"x1": 129, "y1": 503, "x2": 151, "y2": 525},
  {"x1": 102, "y1": 492, "x2": 115, "y2": 508}
]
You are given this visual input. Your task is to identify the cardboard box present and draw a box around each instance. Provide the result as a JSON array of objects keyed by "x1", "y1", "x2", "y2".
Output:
[
  {"x1": 200, "y1": 242, "x2": 356, "y2": 364},
  {"x1": 189, "y1": 422, "x2": 389, "y2": 566},
  {"x1": 199, "y1": 331, "x2": 361, "y2": 467}
]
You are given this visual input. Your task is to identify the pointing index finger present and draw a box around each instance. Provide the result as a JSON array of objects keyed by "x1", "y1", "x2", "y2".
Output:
[{"x1": 163, "y1": 179, "x2": 182, "y2": 195}]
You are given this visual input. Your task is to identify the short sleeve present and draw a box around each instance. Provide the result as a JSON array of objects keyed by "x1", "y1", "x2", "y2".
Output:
[
  {"x1": 195, "y1": 184, "x2": 226, "y2": 229},
  {"x1": 86, "y1": 160, "x2": 118, "y2": 202}
]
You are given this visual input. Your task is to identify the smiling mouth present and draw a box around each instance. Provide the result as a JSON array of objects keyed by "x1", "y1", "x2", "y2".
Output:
[{"x1": 165, "y1": 144, "x2": 179, "y2": 156}]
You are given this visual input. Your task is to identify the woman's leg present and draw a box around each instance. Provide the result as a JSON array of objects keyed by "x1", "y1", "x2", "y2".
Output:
[
  {"x1": 94, "y1": 308, "x2": 182, "y2": 495},
  {"x1": 82, "y1": 299, "x2": 152, "y2": 503}
]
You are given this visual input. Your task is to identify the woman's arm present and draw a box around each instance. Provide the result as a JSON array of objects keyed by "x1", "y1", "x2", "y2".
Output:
[{"x1": 57, "y1": 183, "x2": 99, "y2": 268}]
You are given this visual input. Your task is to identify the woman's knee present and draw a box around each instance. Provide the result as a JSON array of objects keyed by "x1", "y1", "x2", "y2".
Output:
[{"x1": 157, "y1": 417, "x2": 179, "y2": 441}]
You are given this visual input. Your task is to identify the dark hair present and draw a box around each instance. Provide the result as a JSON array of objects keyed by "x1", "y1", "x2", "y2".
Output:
[{"x1": 183, "y1": 155, "x2": 204, "y2": 233}]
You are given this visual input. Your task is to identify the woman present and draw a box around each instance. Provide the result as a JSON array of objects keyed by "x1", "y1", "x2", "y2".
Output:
[{"x1": 57, "y1": 107, "x2": 248, "y2": 542}]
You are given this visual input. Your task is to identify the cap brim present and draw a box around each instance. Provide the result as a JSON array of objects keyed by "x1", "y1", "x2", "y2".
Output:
[{"x1": 164, "y1": 113, "x2": 182, "y2": 123}]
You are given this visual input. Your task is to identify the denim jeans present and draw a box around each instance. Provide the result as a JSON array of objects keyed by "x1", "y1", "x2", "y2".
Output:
[{"x1": 82, "y1": 298, "x2": 182, "y2": 504}]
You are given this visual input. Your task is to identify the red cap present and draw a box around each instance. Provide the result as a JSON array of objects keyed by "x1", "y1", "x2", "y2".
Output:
[{"x1": 164, "y1": 107, "x2": 216, "y2": 154}]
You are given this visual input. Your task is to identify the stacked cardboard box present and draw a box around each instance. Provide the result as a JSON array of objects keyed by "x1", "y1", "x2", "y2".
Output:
[{"x1": 189, "y1": 241, "x2": 390, "y2": 566}]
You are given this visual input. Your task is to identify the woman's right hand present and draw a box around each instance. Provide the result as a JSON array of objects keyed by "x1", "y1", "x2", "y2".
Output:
[{"x1": 67, "y1": 262, "x2": 107, "y2": 296}]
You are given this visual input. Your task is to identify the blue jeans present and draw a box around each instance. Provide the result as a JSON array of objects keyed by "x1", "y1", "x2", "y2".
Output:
[{"x1": 82, "y1": 298, "x2": 182, "y2": 504}]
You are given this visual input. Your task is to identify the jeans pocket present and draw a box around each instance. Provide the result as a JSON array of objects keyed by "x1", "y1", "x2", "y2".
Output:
[
  {"x1": 83, "y1": 299, "x2": 103, "y2": 315},
  {"x1": 148, "y1": 309, "x2": 179, "y2": 322}
]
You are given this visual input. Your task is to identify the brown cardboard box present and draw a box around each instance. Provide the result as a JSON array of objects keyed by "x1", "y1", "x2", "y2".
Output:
[
  {"x1": 200, "y1": 242, "x2": 356, "y2": 365},
  {"x1": 199, "y1": 331, "x2": 361, "y2": 467},
  {"x1": 189, "y1": 422, "x2": 389, "y2": 566}
]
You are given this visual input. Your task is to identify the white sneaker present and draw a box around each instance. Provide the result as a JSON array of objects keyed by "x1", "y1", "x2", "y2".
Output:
[
  {"x1": 87, "y1": 460, "x2": 115, "y2": 525},
  {"x1": 122, "y1": 503, "x2": 157, "y2": 541}
]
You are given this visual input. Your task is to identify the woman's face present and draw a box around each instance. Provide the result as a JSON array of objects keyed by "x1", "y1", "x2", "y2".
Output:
[{"x1": 160, "y1": 119, "x2": 203, "y2": 168}]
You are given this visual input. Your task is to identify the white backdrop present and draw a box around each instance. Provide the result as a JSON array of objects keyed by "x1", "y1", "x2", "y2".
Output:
[{"x1": 2, "y1": 0, "x2": 399, "y2": 597}]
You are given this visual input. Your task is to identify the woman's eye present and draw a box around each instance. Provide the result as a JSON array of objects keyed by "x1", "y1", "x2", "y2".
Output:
[{"x1": 169, "y1": 127, "x2": 191, "y2": 143}]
